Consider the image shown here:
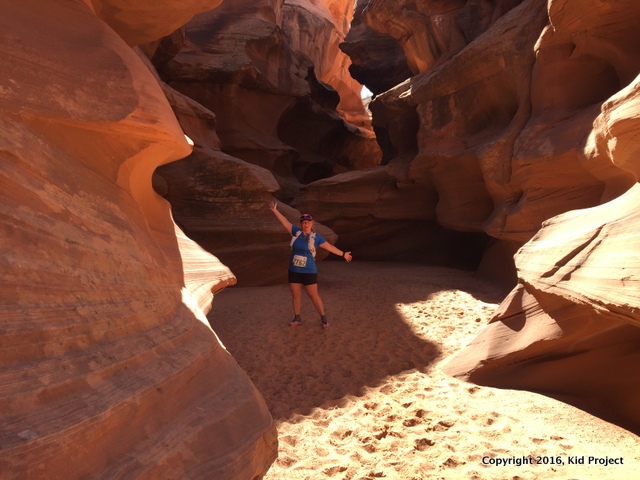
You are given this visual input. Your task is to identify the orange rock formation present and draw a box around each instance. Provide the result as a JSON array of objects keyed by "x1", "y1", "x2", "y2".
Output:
[
  {"x1": 5, "y1": 0, "x2": 640, "y2": 475},
  {"x1": 336, "y1": 0, "x2": 640, "y2": 432},
  {"x1": 1, "y1": 0, "x2": 276, "y2": 477},
  {"x1": 150, "y1": 0, "x2": 378, "y2": 285}
]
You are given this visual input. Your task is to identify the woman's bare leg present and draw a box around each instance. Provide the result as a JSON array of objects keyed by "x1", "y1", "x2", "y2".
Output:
[
  {"x1": 304, "y1": 283, "x2": 325, "y2": 316},
  {"x1": 289, "y1": 282, "x2": 303, "y2": 316}
]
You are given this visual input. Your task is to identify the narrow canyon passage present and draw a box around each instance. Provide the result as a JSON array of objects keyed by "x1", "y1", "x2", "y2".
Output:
[{"x1": 4, "y1": 0, "x2": 640, "y2": 478}]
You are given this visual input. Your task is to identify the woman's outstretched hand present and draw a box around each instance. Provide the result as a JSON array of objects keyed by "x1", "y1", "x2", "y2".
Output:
[
  {"x1": 344, "y1": 252, "x2": 353, "y2": 262},
  {"x1": 269, "y1": 201, "x2": 293, "y2": 231}
]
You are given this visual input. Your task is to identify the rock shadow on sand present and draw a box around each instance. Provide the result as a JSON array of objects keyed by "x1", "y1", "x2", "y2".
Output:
[{"x1": 208, "y1": 261, "x2": 502, "y2": 420}]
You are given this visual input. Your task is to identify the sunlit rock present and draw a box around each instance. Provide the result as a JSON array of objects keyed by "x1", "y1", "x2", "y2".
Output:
[{"x1": 444, "y1": 184, "x2": 640, "y2": 432}]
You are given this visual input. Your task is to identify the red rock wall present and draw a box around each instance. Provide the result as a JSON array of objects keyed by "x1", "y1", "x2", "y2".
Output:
[
  {"x1": 335, "y1": 0, "x2": 640, "y2": 432},
  {"x1": 6, "y1": 0, "x2": 640, "y2": 470},
  {"x1": 149, "y1": 0, "x2": 380, "y2": 286},
  {"x1": 1, "y1": 0, "x2": 276, "y2": 477}
]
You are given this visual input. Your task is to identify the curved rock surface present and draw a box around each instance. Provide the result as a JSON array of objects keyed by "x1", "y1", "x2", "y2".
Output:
[
  {"x1": 156, "y1": 0, "x2": 380, "y2": 195},
  {"x1": 6, "y1": 0, "x2": 640, "y2": 472},
  {"x1": 443, "y1": 183, "x2": 640, "y2": 432},
  {"x1": 336, "y1": 0, "x2": 640, "y2": 431},
  {"x1": 346, "y1": 0, "x2": 522, "y2": 78},
  {"x1": 90, "y1": 0, "x2": 223, "y2": 46},
  {"x1": 1, "y1": 0, "x2": 276, "y2": 477},
  {"x1": 340, "y1": 7, "x2": 413, "y2": 96},
  {"x1": 352, "y1": 0, "x2": 639, "y2": 245},
  {"x1": 282, "y1": 0, "x2": 369, "y2": 124}
]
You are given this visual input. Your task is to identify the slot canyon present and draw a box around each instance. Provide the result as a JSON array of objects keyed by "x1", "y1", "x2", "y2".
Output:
[{"x1": 2, "y1": 0, "x2": 640, "y2": 478}]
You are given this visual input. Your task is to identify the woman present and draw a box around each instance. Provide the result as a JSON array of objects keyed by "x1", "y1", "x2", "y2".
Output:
[{"x1": 269, "y1": 202, "x2": 352, "y2": 328}]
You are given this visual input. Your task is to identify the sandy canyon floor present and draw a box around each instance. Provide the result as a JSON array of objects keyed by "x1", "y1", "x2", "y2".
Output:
[{"x1": 208, "y1": 262, "x2": 639, "y2": 480}]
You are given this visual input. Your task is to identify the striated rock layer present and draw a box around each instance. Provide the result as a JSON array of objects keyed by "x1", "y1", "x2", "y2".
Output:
[
  {"x1": 344, "y1": 0, "x2": 638, "y2": 253},
  {"x1": 1, "y1": 0, "x2": 276, "y2": 477},
  {"x1": 443, "y1": 60, "x2": 640, "y2": 431}
]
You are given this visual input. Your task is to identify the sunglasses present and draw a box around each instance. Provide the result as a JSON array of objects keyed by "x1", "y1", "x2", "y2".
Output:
[{"x1": 300, "y1": 214, "x2": 313, "y2": 221}]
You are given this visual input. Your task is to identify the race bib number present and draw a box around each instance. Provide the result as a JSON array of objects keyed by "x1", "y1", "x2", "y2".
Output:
[{"x1": 292, "y1": 255, "x2": 307, "y2": 268}]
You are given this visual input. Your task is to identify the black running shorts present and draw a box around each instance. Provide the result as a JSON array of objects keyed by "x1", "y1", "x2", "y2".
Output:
[{"x1": 288, "y1": 270, "x2": 318, "y2": 285}]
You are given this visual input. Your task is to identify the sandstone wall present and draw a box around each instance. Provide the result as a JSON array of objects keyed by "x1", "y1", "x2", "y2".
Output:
[
  {"x1": 1, "y1": 0, "x2": 276, "y2": 477},
  {"x1": 149, "y1": 0, "x2": 380, "y2": 286},
  {"x1": 5, "y1": 0, "x2": 640, "y2": 472},
  {"x1": 335, "y1": 0, "x2": 640, "y2": 431}
]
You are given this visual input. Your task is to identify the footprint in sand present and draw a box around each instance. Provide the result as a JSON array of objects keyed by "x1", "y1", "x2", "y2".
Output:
[
  {"x1": 332, "y1": 429, "x2": 352, "y2": 440},
  {"x1": 380, "y1": 384, "x2": 396, "y2": 394},
  {"x1": 430, "y1": 419, "x2": 455, "y2": 432},
  {"x1": 443, "y1": 457, "x2": 465, "y2": 467},
  {"x1": 402, "y1": 409, "x2": 428, "y2": 427},
  {"x1": 362, "y1": 442, "x2": 377, "y2": 453},
  {"x1": 323, "y1": 466, "x2": 348, "y2": 476},
  {"x1": 276, "y1": 456, "x2": 296, "y2": 468},
  {"x1": 279, "y1": 434, "x2": 297, "y2": 447},
  {"x1": 414, "y1": 438, "x2": 436, "y2": 451},
  {"x1": 403, "y1": 418, "x2": 420, "y2": 427}
]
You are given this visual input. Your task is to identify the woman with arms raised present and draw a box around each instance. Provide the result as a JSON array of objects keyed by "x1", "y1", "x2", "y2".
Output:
[{"x1": 269, "y1": 202, "x2": 352, "y2": 328}]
